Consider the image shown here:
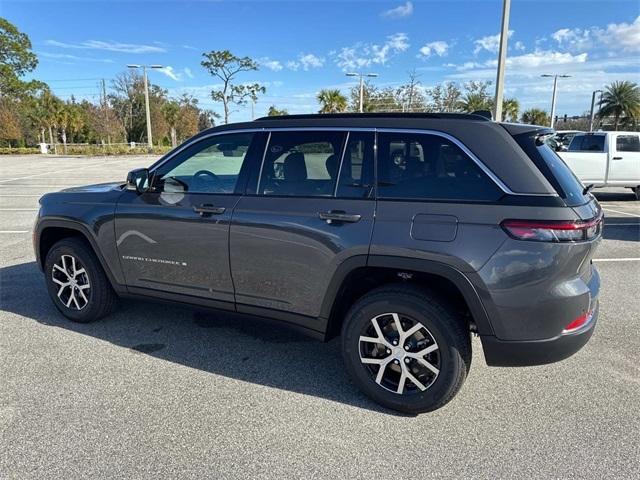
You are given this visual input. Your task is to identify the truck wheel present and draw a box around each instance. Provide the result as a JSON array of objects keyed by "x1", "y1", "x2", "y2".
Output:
[
  {"x1": 44, "y1": 238, "x2": 116, "y2": 323},
  {"x1": 341, "y1": 285, "x2": 471, "y2": 414}
]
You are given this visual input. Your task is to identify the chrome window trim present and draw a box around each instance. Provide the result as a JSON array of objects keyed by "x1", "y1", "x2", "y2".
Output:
[{"x1": 150, "y1": 126, "x2": 558, "y2": 197}]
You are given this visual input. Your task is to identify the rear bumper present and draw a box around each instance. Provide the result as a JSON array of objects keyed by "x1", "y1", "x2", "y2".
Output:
[{"x1": 480, "y1": 301, "x2": 598, "y2": 367}]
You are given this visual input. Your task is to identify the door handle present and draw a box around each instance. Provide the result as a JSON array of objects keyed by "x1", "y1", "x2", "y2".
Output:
[
  {"x1": 612, "y1": 156, "x2": 623, "y2": 160},
  {"x1": 193, "y1": 204, "x2": 226, "y2": 216},
  {"x1": 318, "y1": 210, "x2": 362, "y2": 224}
]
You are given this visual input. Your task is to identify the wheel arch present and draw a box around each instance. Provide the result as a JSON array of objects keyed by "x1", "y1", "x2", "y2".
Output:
[
  {"x1": 36, "y1": 219, "x2": 123, "y2": 293},
  {"x1": 321, "y1": 255, "x2": 493, "y2": 340}
]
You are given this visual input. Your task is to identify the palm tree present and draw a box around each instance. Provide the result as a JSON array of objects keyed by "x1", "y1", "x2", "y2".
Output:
[
  {"x1": 599, "y1": 81, "x2": 640, "y2": 130},
  {"x1": 502, "y1": 98, "x2": 520, "y2": 122},
  {"x1": 317, "y1": 89, "x2": 347, "y2": 114},
  {"x1": 267, "y1": 105, "x2": 288, "y2": 116},
  {"x1": 161, "y1": 100, "x2": 180, "y2": 147},
  {"x1": 459, "y1": 92, "x2": 492, "y2": 113},
  {"x1": 521, "y1": 108, "x2": 549, "y2": 126}
]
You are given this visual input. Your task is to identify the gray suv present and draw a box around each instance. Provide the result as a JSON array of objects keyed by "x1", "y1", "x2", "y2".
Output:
[{"x1": 34, "y1": 113, "x2": 602, "y2": 413}]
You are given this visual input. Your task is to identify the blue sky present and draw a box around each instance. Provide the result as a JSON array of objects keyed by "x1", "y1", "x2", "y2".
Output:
[{"x1": 4, "y1": 0, "x2": 639, "y2": 121}]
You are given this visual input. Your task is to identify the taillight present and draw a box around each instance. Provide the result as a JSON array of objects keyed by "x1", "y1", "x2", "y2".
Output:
[
  {"x1": 562, "y1": 309, "x2": 594, "y2": 334},
  {"x1": 501, "y1": 214, "x2": 602, "y2": 242}
]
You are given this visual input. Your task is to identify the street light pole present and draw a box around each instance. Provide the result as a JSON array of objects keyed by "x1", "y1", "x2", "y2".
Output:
[
  {"x1": 541, "y1": 74, "x2": 571, "y2": 129},
  {"x1": 589, "y1": 89, "x2": 603, "y2": 132},
  {"x1": 493, "y1": 0, "x2": 511, "y2": 122},
  {"x1": 346, "y1": 72, "x2": 378, "y2": 113},
  {"x1": 127, "y1": 64, "x2": 163, "y2": 149}
]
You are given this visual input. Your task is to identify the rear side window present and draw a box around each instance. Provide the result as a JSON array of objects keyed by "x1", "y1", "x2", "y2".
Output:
[
  {"x1": 512, "y1": 132, "x2": 588, "y2": 206},
  {"x1": 616, "y1": 135, "x2": 640, "y2": 152},
  {"x1": 568, "y1": 135, "x2": 605, "y2": 152},
  {"x1": 376, "y1": 132, "x2": 502, "y2": 202}
]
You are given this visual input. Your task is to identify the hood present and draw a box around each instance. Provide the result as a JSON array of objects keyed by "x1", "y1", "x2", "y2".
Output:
[{"x1": 60, "y1": 182, "x2": 124, "y2": 193}]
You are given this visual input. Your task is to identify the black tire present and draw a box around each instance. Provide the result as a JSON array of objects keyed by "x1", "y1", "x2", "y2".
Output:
[
  {"x1": 341, "y1": 284, "x2": 471, "y2": 414},
  {"x1": 44, "y1": 237, "x2": 116, "y2": 323},
  {"x1": 633, "y1": 186, "x2": 640, "y2": 201}
]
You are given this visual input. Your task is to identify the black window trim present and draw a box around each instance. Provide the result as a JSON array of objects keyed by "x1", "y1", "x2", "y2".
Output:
[{"x1": 149, "y1": 126, "x2": 559, "y2": 198}]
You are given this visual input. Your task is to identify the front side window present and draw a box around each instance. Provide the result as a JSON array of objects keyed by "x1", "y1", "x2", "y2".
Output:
[
  {"x1": 568, "y1": 135, "x2": 605, "y2": 152},
  {"x1": 155, "y1": 133, "x2": 254, "y2": 194},
  {"x1": 258, "y1": 131, "x2": 346, "y2": 197},
  {"x1": 616, "y1": 135, "x2": 640, "y2": 152},
  {"x1": 376, "y1": 132, "x2": 502, "y2": 202}
]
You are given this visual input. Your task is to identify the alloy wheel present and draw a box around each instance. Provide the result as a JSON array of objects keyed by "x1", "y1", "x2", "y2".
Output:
[
  {"x1": 51, "y1": 254, "x2": 91, "y2": 310},
  {"x1": 359, "y1": 312, "x2": 440, "y2": 395}
]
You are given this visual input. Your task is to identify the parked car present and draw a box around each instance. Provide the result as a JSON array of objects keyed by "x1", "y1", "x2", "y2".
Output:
[
  {"x1": 34, "y1": 113, "x2": 602, "y2": 413},
  {"x1": 558, "y1": 131, "x2": 640, "y2": 199},
  {"x1": 547, "y1": 130, "x2": 583, "y2": 152}
]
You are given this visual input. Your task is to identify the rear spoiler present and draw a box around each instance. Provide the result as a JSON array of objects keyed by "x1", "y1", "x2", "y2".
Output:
[{"x1": 500, "y1": 123, "x2": 554, "y2": 137}]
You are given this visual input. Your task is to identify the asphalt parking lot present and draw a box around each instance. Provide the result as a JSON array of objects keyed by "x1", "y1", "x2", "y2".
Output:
[{"x1": 1, "y1": 154, "x2": 639, "y2": 479}]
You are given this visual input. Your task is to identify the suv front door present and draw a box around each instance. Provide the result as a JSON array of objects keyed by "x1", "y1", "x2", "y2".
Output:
[
  {"x1": 115, "y1": 132, "x2": 265, "y2": 306},
  {"x1": 609, "y1": 133, "x2": 640, "y2": 185},
  {"x1": 229, "y1": 130, "x2": 376, "y2": 330}
]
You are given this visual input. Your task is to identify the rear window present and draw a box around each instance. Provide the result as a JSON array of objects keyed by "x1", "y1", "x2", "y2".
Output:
[
  {"x1": 568, "y1": 135, "x2": 605, "y2": 152},
  {"x1": 512, "y1": 132, "x2": 588, "y2": 206},
  {"x1": 616, "y1": 135, "x2": 640, "y2": 152}
]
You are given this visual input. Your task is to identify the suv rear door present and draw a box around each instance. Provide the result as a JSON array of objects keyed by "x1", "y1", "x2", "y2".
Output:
[
  {"x1": 229, "y1": 130, "x2": 375, "y2": 329},
  {"x1": 115, "y1": 132, "x2": 265, "y2": 305}
]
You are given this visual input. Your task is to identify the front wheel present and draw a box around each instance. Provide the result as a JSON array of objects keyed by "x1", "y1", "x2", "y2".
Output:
[
  {"x1": 44, "y1": 238, "x2": 116, "y2": 323},
  {"x1": 341, "y1": 285, "x2": 471, "y2": 413}
]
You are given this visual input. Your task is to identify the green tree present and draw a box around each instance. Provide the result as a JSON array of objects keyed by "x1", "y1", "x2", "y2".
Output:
[
  {"x1": 396, "y1": 70, "x2": 427, "y2": 112},
  {"x1": 0, "y1": 18, "x2": 44, "y2": 99},
  {"x1": 502, "y1": 98, "x2": 520, "y2": 122},
  {"x1": 460, "y1": 93, "x2": 492, "y2": 113},
  {"x1": 426, "y1": 82, "x2": 462, "y2": 112},
  {"x1": 317, "y1": 89, "x2": 348, "y2": 113},
  {"x1": 201, "y1": 50, "x2": 265, "y2": 124},
  {"x1": 267, "y1": 105, "x2": 289, "y2": 116},
  {"x1": 521, "y1": 108, "x2": 549, "y2": 125},
  {"x1": 162, "y1": 100, "x2": 180, "y2": 147},
  {"x1": 599, "y1": 81, "x2": 640, "y2": 130}
]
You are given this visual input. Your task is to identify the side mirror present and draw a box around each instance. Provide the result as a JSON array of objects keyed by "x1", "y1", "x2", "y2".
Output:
[{"x1": 126, "y1": 168, "x2": 150, "y2": 194}]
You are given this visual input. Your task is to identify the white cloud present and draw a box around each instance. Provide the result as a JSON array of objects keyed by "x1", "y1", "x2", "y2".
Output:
[
  {"x1": 551, "y1": 28, "x2": 592, "y2": 51},
  {"x1": 299, "y1": 53, "x2": 324, "y2": 70},
  {"x1": 418, "y1": 41, "x2": 449, "y2": 58},
  {"x1": 335, "y1": 33, "x2": 409, "y2": 71},
  {"x1": 514, "y1": 41, "x2": 525, "y2": 51},
  {"x1": 600, "y1": 16, "x2": 640, "y2": 52},
  {"x1": 381, "y1": 1, "x2": 413, "y2": 19},
  {"x1": 551, "y1": 17, "x2": 640, "y2": 53},
  {"x1": 157, "y1": 66, "x2": 182, "y2": 81},
  {"x1": 286, "y1": 60, "x2": 300, "y2": 71},
  {"x1": 38, "y1": 51, "x2": 114, "y2": 63},
  {"x1": 183, "y1": 67, "x2": 194, "y2": 79},
  {"x1": 259, "y1": 57, "x2": 284, "y2": 71},
  {"x1": 45, "y1": 39, "x2": 166, "y2": 54},
  {"x1": 473, "y1": 30, "x2": 513, "y2": 54}
]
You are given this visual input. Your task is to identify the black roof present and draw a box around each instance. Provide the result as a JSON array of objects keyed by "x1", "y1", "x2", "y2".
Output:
[{"x1": 255, "y1": 112, "x2": 490, "y2": 122}]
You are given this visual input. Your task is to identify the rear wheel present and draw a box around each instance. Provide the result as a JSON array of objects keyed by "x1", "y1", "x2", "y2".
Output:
[
  {"x1": 44, "y1": 238, "x2": 116, "y2": 323},
  {"x1": 341, "y1": 285, "x2": 471, "y2": 413}
]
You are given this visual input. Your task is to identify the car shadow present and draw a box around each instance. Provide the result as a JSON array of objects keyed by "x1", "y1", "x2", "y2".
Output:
[{"x1": 0, "y1": 261, "x2": 409, "y2": 416}]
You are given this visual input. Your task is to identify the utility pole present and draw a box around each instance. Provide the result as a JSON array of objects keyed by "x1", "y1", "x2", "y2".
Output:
[
  {"x1": 346, "y1": 72, "x2": 378, "y2": 112},
  {"x1": 127, "y1": 64, "x2": 163, "y2": 149},
  {"x1": 541, "y1": 74, "x2": 571, "y2": 129},
  {"x1": 589, "y1": 89, "x2": 603, "y2": 132},
  {"x1": 101, "y1": 79, "x2": 109, "y2": 145},
  {"x1": 493, "y1": 0, "x2": 510, "y2": 121}
]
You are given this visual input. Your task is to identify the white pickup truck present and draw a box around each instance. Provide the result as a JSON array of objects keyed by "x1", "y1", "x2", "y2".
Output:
[{"x1": 558, "y1": 131, "x2": 640, "y2": 199}]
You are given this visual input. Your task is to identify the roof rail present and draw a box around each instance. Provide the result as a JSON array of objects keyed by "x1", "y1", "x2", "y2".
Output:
[{"x1": 255, "y1": 112, "x2": 491, "y2": 122}]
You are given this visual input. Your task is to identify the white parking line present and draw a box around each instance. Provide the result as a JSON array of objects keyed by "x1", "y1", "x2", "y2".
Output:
[
  {"x1": 0, "y1": 194, "x2": 42, "y2": 197},
  {"x1": 0, "y1": 230, "x2": 29, "y2": 234},
  {"x1": 593, "y1": 258, "x2": 640, "y2": 262},
  {"x1": 603, "y1": 207, "x2": 640, "y2": 218},
  {"x1": 0, "y1": 158, "x2": 134, "y2": 184},
  {"x1": 0, "y1": 208, "x2": 38, "y2": 211}
]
